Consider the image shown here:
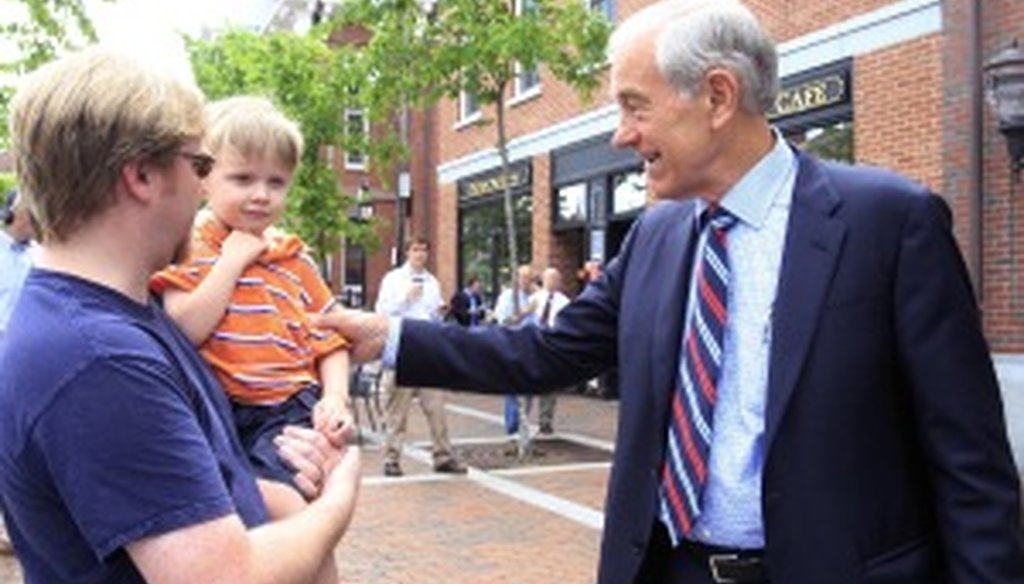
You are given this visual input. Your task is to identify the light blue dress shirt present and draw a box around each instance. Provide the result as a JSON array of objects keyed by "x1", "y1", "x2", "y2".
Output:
[
  {"x1": 669, "y1": 132, "x2": 797, "y2": 548},
  {"x1": 0, "y1": 231, "x2": 34, "y2": 336}
]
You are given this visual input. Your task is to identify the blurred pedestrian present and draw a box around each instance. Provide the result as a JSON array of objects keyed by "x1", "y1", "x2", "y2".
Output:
[
  {"x1": 525, "y1": 267, "x2": 570, "y2": 435},
  {"x1": 448, "y1": 273, "x2": 486, "y2": 327},
  {"x1": 0, "y1": 190, "x2": 35, "y2": 337},
  {"x1": 493, "y1": 264, "x2": 537, "y2": 437},
  {"x1": 375, "y1": 236, "x2": 466, "y2": 477}
]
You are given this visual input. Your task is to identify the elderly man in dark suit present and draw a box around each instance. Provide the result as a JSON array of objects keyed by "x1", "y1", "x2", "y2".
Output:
[{"x1": 316, "y1": 1, "x2": 1024, "y2": 583}]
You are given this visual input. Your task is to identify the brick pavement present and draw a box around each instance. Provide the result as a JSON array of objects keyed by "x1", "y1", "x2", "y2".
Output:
[{"x1": 0, "y1": 389, "x2": 618, "y2": 584}]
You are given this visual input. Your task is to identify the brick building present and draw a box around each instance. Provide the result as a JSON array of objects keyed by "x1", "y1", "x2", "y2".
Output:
[{"x1": 342, "y1": 0, "x2": 1024, "y2": 380}]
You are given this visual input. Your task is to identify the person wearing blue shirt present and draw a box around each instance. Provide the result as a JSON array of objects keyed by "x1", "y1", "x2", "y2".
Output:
[
  {"x1": 0, "y1": 190, "x2": 35, "y2": 337},
  {"x1": 0, "y1": 47, "x2": 361, "y2": 583}
]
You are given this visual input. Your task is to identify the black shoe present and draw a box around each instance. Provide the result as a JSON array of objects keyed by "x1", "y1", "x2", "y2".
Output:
[
  {"x1": 434, "y1": 459, "x2": 468, "y2": 474},
  {"x1": 383, "y1": 461, "x2": 404, "y2": 477},
  {"x1": 539, "y1": 423, "x2": 554, "y2": 435}
]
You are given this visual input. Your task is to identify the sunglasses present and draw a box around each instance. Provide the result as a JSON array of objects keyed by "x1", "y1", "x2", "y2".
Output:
[{"x1": 178, "y1": 151, "x2": 216, "y2": 179}]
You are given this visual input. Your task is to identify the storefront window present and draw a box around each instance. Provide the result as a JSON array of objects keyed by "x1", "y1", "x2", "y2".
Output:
[
  {"x1": 612, "y1": 170, "x2": 646, "y2": 216},
  {"x1": 785, "y1": 121, "x2": 853, "y2": 163},
  {"x1": 556, "y1": 182, "x2": 587, "y2": 225},
  {"x1": 459, "y1": 194, "x2": 533, "y2": 303}
]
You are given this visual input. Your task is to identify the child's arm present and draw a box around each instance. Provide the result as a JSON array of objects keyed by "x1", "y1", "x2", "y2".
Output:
[
  {"x1": 164, "y1": 230, "x2": 268, "y2": 345},
  {"x1": 313, "y1": 349, "x2": 353, "y2": 444}
]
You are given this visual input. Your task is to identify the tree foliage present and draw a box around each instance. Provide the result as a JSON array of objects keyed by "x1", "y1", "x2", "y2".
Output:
[
  {"x1": 335, "y1": 0, "x2": 611, "y2": 308},
  {"x1": 187, "y1": 29, "x2": 378, "y2": 260},
  {"x1": 0, "y1": 0, "x2": 107, "y2": 146}
]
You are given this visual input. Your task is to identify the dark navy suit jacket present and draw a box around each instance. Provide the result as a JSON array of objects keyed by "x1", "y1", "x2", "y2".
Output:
[{"x1": 397, "y1": 150, "x2": 1024, "y2": 584}]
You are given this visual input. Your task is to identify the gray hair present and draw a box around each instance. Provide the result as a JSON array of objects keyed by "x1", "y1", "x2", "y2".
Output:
[{"x1": 610, "y1": 0, "x2": 779, "y2": 115}]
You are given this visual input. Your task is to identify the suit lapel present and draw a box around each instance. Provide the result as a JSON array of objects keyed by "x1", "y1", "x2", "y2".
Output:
[
  {"x1": 650, "y1": 201, "x2": 699, "y2": 418},
  {"x1": 764, "y1": 153, "x2": 846, "y2": 453}
]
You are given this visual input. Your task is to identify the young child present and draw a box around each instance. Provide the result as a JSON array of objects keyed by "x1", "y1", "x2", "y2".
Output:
[{"x1": 152, "y1": 96, "x2": 351, "y2": 582}]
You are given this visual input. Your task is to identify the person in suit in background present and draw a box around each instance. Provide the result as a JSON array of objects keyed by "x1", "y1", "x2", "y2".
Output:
[
  {"x1": 448, "y1": 274, "x2": 486, "y2": 328},
  {"x1": 315, "y1": 1, "x2": 1024, "y2": 582}
]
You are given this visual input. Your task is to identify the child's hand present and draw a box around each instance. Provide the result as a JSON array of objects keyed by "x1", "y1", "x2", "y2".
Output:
[
  {"x1": 313, "y1": 396, "x2": 354, "y2": 445},
  {"x1": 221, "y1": 230, "x2": 268, "y2": 269}
]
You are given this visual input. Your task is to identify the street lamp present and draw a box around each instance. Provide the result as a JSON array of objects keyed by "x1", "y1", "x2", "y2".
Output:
[{"x1": 986, "y1": 40, "x2": 1024, "y2": 184}]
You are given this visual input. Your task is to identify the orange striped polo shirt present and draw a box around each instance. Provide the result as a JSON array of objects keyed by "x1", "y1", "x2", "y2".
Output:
[{"x1": 151, "y1": 216, "x2": 349, "y2": 405}]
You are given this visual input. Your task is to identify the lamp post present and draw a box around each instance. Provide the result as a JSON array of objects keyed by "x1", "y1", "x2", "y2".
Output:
[{"x1": 986, "y1": 40, "x2": 1024, "y2": 184}]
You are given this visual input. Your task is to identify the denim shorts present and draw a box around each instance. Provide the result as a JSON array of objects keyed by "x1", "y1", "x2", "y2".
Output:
[{"x1": 232, "y1": 385, "x2": 319, "y2": 495}]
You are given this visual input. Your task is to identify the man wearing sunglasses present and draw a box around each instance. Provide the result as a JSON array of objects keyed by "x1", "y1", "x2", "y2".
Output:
[{"x1": 0, "y1": 47, "x2": 361, "y2": 583}]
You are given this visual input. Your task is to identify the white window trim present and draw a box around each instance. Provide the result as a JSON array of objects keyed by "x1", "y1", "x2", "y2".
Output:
[
  {"x1": 455, "y1": 90, "x2": 482, "y2": 129},
  {"x1": 511, "y1": 64, "x2": 542, "y2": 106},
  {"x1": 344, "y1": 108, "x2": 369, "y2": 171},
  {"x1": 584, "y1": 0, "x2": 612, "y2": 18}
]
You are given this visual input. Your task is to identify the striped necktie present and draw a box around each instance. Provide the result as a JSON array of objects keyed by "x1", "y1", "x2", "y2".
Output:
[{"x1": 659, "y1": 207, "x2": 737, "y2": 545}]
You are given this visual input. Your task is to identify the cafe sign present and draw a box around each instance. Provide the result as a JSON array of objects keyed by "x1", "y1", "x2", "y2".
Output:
[
  {"x1": 459, "y1": 161, "x2": 532, "y2": 200},
  {"x1": 769, "y1": 62, "x2": 851, "y2": 121}
]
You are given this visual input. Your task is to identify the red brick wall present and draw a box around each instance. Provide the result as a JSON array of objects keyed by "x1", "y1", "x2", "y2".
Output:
[
  {"x1": 434, "y1": 181, "x2": 460, "y2": 299},
  {"x1": 854, "y1": 35, "x2": 944, "y2": 192},
  {"x1": 940, "y1": 0, "x2": 1024, "y2": 351},
  {"x1": 748, "y1": 0, "x2": 899, "y2": 43},
  {"x1": 979, "y1": 0, "x2": 1024, "y2": 350}
]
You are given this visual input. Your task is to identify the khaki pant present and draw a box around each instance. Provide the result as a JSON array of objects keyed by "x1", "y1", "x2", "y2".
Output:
[{"x1": 381, "y1": 370, "x2": 456, "y2": 466}]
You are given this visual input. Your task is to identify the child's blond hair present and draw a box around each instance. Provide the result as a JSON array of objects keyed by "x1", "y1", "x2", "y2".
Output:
[{"x1": 204, "y1": 96, "x2": 303, "y2": 170}]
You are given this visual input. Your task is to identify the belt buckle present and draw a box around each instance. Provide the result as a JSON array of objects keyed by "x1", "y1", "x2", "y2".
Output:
[{"x1": 708, "y1": 553, "x2": 740, "y2": 584}]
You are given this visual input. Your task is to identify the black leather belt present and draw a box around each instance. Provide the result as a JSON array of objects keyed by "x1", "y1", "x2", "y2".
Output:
[{"x1": 679, "y1": 540, "x2": 769, "y2": 583}]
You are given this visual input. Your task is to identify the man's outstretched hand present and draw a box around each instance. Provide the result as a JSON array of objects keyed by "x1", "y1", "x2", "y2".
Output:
[{"x1": 314, "y1": 309, "x2": 390, "y2": 364}]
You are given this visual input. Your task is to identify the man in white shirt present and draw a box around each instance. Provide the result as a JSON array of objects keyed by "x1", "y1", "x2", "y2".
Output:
[
  {"x1": 527, "y1": 267, "x2": 570, "y2": 435},
  {"x1": 493, "y1": 265, "x2": 537, "y2": 438},
  {"x1": 375, "y1": 237, "x2": 466, "y2": 477}
]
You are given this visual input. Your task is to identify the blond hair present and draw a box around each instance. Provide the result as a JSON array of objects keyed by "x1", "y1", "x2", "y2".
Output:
[
  {"x1": 204, "y1": 96, "x2": 304, "y2": 171},
  {"x1": 9, "y1": 47, "x2": 206, "y2": 242}
]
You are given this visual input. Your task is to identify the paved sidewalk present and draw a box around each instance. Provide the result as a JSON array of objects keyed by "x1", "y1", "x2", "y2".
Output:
[{"x1": 0, "y1": 390, "x2": 619, "y2": 584}]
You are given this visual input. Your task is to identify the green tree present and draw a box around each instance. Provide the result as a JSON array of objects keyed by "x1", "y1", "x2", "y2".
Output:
[
  {"x1": 0, "y1": 0, "x2": 108, "y2": 146},
  {"x1": 335, "y1": 0, "x2": 611, "y2": 311},
  {"x1": 186, "y1": 28, "x2": 378, "y2": 261}
]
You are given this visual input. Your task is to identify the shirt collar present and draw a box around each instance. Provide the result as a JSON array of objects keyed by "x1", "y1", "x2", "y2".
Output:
[
  {"x1": 695, "y1": 129, "x2": 795, "y2": 230},
  {"x1": 0, "y1": 230, "x2": 28, "y2": 252}
]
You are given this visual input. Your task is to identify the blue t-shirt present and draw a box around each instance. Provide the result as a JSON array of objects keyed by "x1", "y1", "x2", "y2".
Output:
[{"x1": 0, "y1": 270, "x2": 268, "y2": 583}]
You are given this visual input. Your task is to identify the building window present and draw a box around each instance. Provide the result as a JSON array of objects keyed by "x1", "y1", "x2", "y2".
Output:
[
  {"x1": 611, "y1": 170, "x2": 647, "y2": 216},
  {"x1": 784, "y1": 121, "x2": 853, "y2": 163},
  {"x1": 587, "y1": 0, "x2": 612, "y2": 19},
  {"x1": 514, "y1": 63, "x2": 541, "y2": 99},
  {"x1": 555, "y1": 182, "x2": 588, "y2": 226},
  {"x1": 459, "y1": 194, "x2": 533, "y2": 305},
  {"x1": 513, "y1": 0, "x2": 541, "y2": 100},
  {"x1": 459, "y1": 90, "x2": 481, "y2": 124},
  {"x1": 344, "y1": 108, "x2": 369, "y2": 170}
]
